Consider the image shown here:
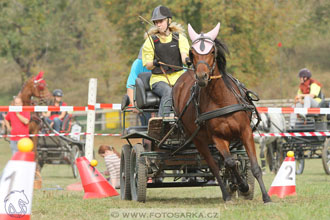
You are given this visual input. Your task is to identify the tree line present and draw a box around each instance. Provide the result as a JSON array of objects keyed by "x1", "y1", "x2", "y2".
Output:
[{"x1": 0, "y1": 0, "x2": 329, "y2": 105}]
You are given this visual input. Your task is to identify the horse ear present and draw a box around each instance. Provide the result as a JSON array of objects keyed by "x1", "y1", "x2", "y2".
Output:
[
  {"x1": 35, "y1": 71, "x2": 44, "y2": 81},
  {"x1": 188, "y1": 23, "x2": 199, "y2": 42},
  {"x1": 206, "y1": 22, "x2": 220, "y2": 41}
]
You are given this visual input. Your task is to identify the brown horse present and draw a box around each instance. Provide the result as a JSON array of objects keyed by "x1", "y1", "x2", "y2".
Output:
[
  {"x1": 172, "y1": 23, "x2": 271, "y2": 203},
  {"x1": 16, "y1": 71, "x2": 51, "y2": 188}
]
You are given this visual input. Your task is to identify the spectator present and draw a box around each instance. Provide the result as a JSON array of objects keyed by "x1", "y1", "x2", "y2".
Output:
[
  {"x1": 43, "y1": 89, "x2": 67, "y2": 132},
  {"x1": 98, "y1": 145, "x2": 121, "y2": 189},
  {"x1": 126, "y1": 46, "x2": 152, "y2": 125},
  {"x1": 4, "y1": 97, "x2": 30, "y2": 155}
]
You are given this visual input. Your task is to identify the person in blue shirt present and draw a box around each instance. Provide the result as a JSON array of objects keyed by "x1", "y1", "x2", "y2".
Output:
[{"x1": 126, "y1": 47, "x2": 151, "y2": 126}]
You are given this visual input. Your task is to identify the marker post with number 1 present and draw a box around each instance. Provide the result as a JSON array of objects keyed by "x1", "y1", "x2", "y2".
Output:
[{"x1": 0, "y1": 138, "x2": 36, "y2": 220}]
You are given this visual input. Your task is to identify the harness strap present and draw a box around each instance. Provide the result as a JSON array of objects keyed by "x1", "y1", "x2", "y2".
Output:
[
  {"x1": 170, "y1": 124, "x2": 201, "y2": 156},
  {"x1": 195, "y1": 104, "x2": 254, "y2": 125}
]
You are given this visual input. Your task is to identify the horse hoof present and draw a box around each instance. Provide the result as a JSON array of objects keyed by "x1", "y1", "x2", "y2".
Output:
[
  {"x1": 263, "y1": 197, "x2": 272, "y2": 204},
  {"x1": 224, "y1": 199, "x2": 234, "y2": 205},
  {"x1": 264, "y1": 200, "x2": 272, "y2": 205},
  {"x1": 223, "y1": 195, "x2": 232, "y2": 203}
]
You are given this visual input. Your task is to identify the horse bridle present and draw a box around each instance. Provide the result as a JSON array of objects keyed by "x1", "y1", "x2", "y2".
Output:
[
  {"x1": 191, "y1": 36, "x2": 220, "y2": 81},
  {"x1": 33, "y1": 78, "x2": 48, "y2": 103}
]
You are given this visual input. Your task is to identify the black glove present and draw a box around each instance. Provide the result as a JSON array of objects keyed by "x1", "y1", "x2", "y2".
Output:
[
  {"x1": 185, "y1": 57, "x2": 192, "y2": 67},
  {"x1": 153, "y1": 58, "x2": 160, "y2": 67}
]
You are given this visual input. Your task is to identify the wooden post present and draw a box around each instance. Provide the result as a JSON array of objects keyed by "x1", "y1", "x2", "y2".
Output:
[{"x1": 85, "y1": 78, "x2": 97, "y2": 161}]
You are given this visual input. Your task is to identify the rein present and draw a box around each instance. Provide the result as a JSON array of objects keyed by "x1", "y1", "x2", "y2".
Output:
[{"x1": 159, "y1": 61, "x2": 194, "y2": 71}]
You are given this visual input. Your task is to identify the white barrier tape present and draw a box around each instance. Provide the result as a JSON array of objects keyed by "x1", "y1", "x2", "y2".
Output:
[{"x1": 1, "y1": 131, "x2": 330, "y2": 139}]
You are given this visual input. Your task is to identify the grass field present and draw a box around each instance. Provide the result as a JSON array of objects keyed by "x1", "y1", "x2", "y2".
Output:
[{"x1": 0, "y1": 137, "x2": 329, "y2": 220}]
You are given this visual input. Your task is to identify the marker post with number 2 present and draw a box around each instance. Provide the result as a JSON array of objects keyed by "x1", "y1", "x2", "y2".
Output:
[{"x1": 268, "y1": 151, "x2": 297, "y2": 198}]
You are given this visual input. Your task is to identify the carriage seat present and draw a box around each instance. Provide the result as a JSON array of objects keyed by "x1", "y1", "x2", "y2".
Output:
[
  {"x1": 135, "y1": 72, "x2": 160, "y2": 109},
  {"x1": 306, "y1": 93, "x2": 328, "y2": 118}
]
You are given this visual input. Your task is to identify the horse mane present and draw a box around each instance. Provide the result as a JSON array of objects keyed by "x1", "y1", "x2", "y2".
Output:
[
  {"x1": 214, "y1": 38, "x2": 229, "y2": 76},
  {"x1": 214, "y1": 39, "x2": 252, "y2": 107},
  {"x1": 214, "y1": 38, "x2": 234, "y2": 90}
]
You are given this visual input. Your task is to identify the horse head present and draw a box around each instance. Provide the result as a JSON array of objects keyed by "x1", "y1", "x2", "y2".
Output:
[
  {"x1": 20, "y1": 71, "x2": 51, "y2": 105},
  {"x1": 188, "y1": 23, "x2": 220, "y2": 87}
]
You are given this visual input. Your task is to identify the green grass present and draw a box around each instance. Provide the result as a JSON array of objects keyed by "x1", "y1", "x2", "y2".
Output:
[{"x1": 0, "y1": 138, "x2": 329, "y2": 220}]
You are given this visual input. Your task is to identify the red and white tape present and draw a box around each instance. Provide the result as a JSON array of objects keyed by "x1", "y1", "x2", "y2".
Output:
[
  {"x1": 0, "y1": 103, "x2": 123, "y2": 112},
  {"x1": 253, "y1": 131, "x2": 330, "y2": 137},
  {"x1": 0, "y1": 132, "x2": 122, "y2": 138},
  {"x1": 1, "y1": 131, "x2": 330, "y2": 139},
  {"x1": 256, "y1": 107, "x2": 330, "y2": 114},
  {"x1": 1, "y1": 104, "x2": 330, "y2": 113}
]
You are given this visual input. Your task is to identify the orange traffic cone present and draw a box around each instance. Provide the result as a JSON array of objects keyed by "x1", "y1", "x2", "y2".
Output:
[
  {"x1": 76, "y1": 157, "x2": 119, "y2": 199},
  {"x1": 268, "y1": 151, "x2": 296, "y2": 198},
  {"x1": 0, "y1": 138, "x2": 36, "y2": 220}
]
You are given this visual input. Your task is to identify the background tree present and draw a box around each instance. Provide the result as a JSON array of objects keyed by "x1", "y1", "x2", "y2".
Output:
[{"x1": 0, "y1": 0, "x2": 329, "y2": 105}]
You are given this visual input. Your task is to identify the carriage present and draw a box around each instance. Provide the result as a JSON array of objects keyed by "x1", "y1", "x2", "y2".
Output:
[
  {"x1": 261, "y1": 103, "x2": 330, "y2": 175},
  {"x1": 119, "y1": 72, "x2": 255, "y2": 202},
  {"x1": 37, "y1": 114, "x2": 85, "y2": 178},
  {"x1": 117, "y1": 22, "x2": 274, "y2": 203},
  {"x1": 281, "y1": 110, "x2": 329, "y2": 175}
]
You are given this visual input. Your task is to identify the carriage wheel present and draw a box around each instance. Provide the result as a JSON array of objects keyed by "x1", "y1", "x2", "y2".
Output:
[
  {"x1": 120, "y1": 144, "x2": 132, "y2": 200},
  {"x1": 130, "y1": 143, "x2": 147, "y2": 202},
  {"x1": 238, "y1": 161, "x2": 255, "y2": 200},
  {"x1": 71, "y1": 145, "x2": 81, "y2": 178},
  {"x1": 322, "y1": 139, "x2": 330, "y2": 175},
  {"x1": 296, "y1": 159, "x2": 305, "y2": 175},
  {"x1": 267, "y1": 141, "x2": 283, "y2": 174}
]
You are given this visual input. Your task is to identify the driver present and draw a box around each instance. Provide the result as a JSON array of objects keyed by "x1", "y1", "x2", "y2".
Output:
[
  {"x1": 142, "y1": 5, "x2": 191, "y2": 117},
  {"x1": 43, "y1": 89, "x2": 67, "y2": 132},
  {"x1": 289, "y1": 68, "x2": 323, "y2": 127}
]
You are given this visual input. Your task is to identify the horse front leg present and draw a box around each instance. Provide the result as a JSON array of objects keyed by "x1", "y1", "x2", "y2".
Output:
[
  {"x1": 29, "y1": 121, "x2": 42, "y2": 189},
  {"x1": 29, "y1": 122, "x2": 39, "y2": 163},
  {"x1": 242, "y1": 128, "x2": 271, "y2": 203},
  {"x1": 259, "y1": 137, "x2": 266, "y2": 173},
  {"x1": 193, "y1": 139, "x2": 231, "y2": 202},
  {"x1": 212, "y1": 137, "x2": 249, "y2": 194}
]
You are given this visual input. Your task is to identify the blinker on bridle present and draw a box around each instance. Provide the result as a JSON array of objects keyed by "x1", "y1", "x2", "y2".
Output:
[{"x1": 192, "y1": 35, "x2": 221, "y2": 81}]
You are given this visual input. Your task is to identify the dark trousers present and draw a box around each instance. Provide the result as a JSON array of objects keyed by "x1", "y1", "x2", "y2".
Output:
[
  {"x1": 151, "y1": 81, "x2": 172, "y2": 116},
  {"x1": 139, "y1": 112, "x2": 151, "y2": 126}
]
